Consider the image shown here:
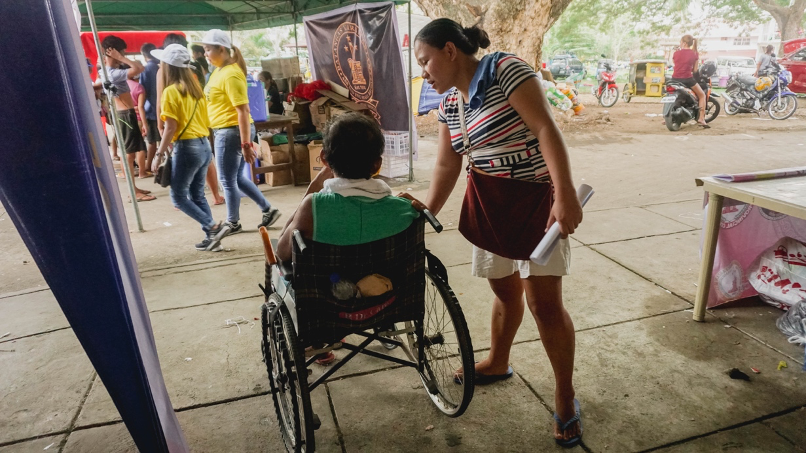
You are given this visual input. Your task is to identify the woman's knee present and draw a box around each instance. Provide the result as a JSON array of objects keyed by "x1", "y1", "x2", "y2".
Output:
[
  {"x1": 523, "y1": 276, "x2": 565, "y2": 318},
  {"x1": 488, "y1": 273, "x2": 525, "y2": 304}
]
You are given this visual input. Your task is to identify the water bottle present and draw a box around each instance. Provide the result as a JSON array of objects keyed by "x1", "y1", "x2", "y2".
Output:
[{"x1": 330, "y1": 273, "x2": 356, "y2": 300}]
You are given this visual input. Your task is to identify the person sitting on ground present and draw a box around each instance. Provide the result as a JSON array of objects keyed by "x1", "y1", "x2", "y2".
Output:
[
  {"x1": 100, "y1": 35, "x2": 155, "y2": 200},
  {"x1": 277, "y1": 112, "x2": 423, "y2": 262},
  {"x1": 258, "y1": 71, "x2": 284, "y2": 115}
]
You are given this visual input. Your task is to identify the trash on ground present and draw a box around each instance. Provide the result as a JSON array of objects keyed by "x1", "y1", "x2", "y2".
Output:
[
  {"x1": 425, "y1": 425, "x2": 434, "y2": 431},
  {"x1": 727, "y1": 368, "x2": 751, "y2": 381},
  {"x1": 778, "y1": 361, "x2": 788, "y2": 371},
  {"x1": 184, "y1": 357, "x2": 192, "y2": 362},
  {"x1": 225, "y1": 316, "x2": 255, "y2": 334},
  {"x1": 163, "y1": 222, "x2": 172, "y2": 227},
  {"x1": 751, "y1": 367, "x2": 761, "y2": 374},
  {"x1": 0, "y1": 332, "x2": 10, "y2": 339},
  {"x1": 776, "y1": 300, "x2": 806, "y2": 346},
  {"x1": 645, "y1": 114, "x2": 659, "y2": 117},
  {"x1": 748, "y1": 238, "x2": 806, "y2": 309},
  {"x1": 44, "y1": 443, "x2": 55, "y2": 450}
]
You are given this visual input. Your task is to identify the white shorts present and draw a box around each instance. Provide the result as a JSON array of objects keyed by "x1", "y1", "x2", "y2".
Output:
[{"x1": 471, "y1": 238, "x2": 571, "y2": 280}]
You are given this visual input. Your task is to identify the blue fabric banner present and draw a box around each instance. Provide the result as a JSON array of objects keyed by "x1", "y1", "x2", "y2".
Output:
[{"x1": 0, "y1": 0, "x2": 186, "y2": 451}]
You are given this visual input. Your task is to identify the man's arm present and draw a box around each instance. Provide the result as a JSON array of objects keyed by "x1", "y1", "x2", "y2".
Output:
[{"x1": 105, "y1": 48, "x2": 144, "y2": 78}]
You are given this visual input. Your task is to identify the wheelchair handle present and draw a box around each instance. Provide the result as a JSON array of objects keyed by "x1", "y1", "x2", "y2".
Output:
[
  {"x1": 293, "y1": 230, "x2": 307, "y2": 253},
  {"x1": 423, "y1": 209, "x2": 443, "y2": 233}
]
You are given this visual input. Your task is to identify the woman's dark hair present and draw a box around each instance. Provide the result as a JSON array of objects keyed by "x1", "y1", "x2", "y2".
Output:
[
  {"x1": 259, "y1": 71, "x2": 278, "y2": 88},
  {"x1": 162, "y1": 33, "x2": 188, "y2": 48},
  {"x1": 415, "y1": 18, "x2": 490, "y2": 55},
  {"x1": 322, "y1": 113, "x2": 384, "y2": 179},
  {"x1": 191, "y1": 44, "x2": 204, "y2": 55},
  {"x1": 101, "y1": 35, "x2": 127, "y2": 53}
]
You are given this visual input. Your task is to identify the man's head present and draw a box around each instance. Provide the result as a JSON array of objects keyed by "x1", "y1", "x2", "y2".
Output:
[
  {"x1": 766, "y1": 44, "x2": 775, "y2": 54},
  {"x1": 191, "y1": 45, "x2": 205, "y2": 59},
  {"x1": 101, "y1": 35, "x2": 127, "y2": 67},
  {"x1": 163, "y1": 33, "x2": 188, "y2": 48},
  {"x1": 322, "y1": 113, "x2": 384, "y2": 179},
  {"x1": 141, "y1": 43, "x2": 156, "y2": 61}
]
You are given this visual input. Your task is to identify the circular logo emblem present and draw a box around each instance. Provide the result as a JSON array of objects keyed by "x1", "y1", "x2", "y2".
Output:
[
  {"x1": 759, "y1": 207, "x2": 786, "y2": 221},
  {"x1": 332, "y1": 22, "x2": 374, "y2": 101},
  {"x1": 720, "y1": 203, "x2": 751, "y2": 229}
]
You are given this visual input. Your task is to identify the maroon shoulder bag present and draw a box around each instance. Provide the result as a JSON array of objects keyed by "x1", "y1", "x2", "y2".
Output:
[{"x1": 456, "y1": 95, "x2": 553, "y2": 260}]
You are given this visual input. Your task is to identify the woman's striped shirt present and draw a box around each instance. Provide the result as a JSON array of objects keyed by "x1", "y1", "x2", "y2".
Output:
[{"x1": 438, "y1": 53, "x2": 549, "y2": 182}]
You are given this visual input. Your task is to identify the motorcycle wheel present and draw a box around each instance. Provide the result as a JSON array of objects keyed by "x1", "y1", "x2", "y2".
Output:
[
  {"x1": 724, "y1": 100, "x2": 740, "y2": 116},
  {"x1": 664, "y1": 114, "x2": 681, "y2": 131},
  {"x1": 622, "y1": 84, "x2": 631, "y2": 103},
  {"x1": 768, "y1": 95, "x2": 798, "y2": 120},
  {"x1": 704, "y1": 97, "x2": 720, "y2": 123},
  {"x1": 600, "y1": 87, "x2": 619, "y2": 107}
]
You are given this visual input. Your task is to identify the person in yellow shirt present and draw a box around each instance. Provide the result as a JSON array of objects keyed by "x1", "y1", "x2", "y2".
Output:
[
  {"x1": 151, "y1": 44, "x2": 231, "y2": 252},
  {"x1": 200, "y1": 29, "x2": 281, "y2": 235}
]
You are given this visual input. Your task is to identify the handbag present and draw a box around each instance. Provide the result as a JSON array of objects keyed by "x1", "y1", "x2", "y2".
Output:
[
  {"x1": 154, "y1": 99, "x2": 199, "y2": 188},
  {"x1": 456, "y1": 95, "x2": 553, "y2": 260}
]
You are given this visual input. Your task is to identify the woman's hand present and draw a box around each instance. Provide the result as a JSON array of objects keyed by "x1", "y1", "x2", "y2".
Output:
[
  {"x1": 547, "y1": 189, "x2": 583, "y2": 237},
  {"x1": 151, "y1": 152, "x2": 162, "y2": 174},
  {"x1": 397, "y1": 192, "x2": 428, "y2": 212},
  {"x1": 242, "y1": 142, "x2": 256, "y2": 164}
]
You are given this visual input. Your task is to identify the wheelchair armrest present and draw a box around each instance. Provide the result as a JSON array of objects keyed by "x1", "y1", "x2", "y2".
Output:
[
  {"x1": 293, "y1": 230, "x2": 307, "y2": 254},
  {"x1": 423, "y1": 209, "x2": 443, "y2": 233}
]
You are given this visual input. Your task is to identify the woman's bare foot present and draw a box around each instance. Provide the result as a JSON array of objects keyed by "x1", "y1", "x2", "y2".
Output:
[
  {"x1": 553, "y1": 392, "x2": 581, "y2": 443},
  {"x1": 453, "y1": 358, "x2": 511, "y2": 382},
  {"x1": 213, "y1": 195, "x2": 225, "y2": 205}
]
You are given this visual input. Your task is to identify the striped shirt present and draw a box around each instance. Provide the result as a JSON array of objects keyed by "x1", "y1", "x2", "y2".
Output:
[{"x1": 438, "y1": 53, "x2": 549, "y2": 182}]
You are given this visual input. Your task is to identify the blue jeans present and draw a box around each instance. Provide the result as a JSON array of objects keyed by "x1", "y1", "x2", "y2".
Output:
[
  {"x1": 213, "y1": 124, "x2": 271, "y2": 223},
  {"x1": 170, "y1": 137, "x2": 215, "y2": 232}
]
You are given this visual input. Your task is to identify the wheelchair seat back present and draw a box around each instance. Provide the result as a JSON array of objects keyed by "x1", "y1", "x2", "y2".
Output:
[{"x1": 290, "y1": 218, "x2": 426, "y2": 347}]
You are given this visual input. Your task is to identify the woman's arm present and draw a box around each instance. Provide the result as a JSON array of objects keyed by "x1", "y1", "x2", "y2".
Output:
[
  {"x1": 424, "y1": 122, "x2": 463, "y2": 216},
  {"x1": 234, "y1": 103, "x2": 256, "y2": 164},
  {"x1": 507, "y1": 77, "x2": 582, "y2": 235},
  {"x1": 152, "y1": 117, "x2": 177, "y2": 173},
  {"x1": 156, "y1": 68, "x2": 165, "y2": 134},
  {"x1": 137, "y1": 93, "x2": 147, "y2": 136},
  {"x1": 277, "y1": 195, "x2": 314, "y2": 261}
]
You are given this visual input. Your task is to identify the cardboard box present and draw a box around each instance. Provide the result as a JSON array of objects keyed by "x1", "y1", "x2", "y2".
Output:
[
  {"x1": 308, "y1": 140, "x2": 324, "y2": 180},
  {"x1": 308, "y1": 90, "x2": 371, "y2": 131}
]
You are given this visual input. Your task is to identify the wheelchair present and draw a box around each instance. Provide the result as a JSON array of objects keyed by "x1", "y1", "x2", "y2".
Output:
[{"x1": 258, "y1": 211, "x2": 476, "y2": 452}]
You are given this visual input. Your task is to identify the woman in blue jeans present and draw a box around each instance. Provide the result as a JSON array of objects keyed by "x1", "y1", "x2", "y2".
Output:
[
  {"x1": 200, "y1": 29, "x2": 281, "y2": 233},
  {"x1": 151, "y1": 44, "x2": 230, "y2": 251}
]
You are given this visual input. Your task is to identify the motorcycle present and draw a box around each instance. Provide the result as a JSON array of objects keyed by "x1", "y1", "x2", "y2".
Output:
[
  {"x1": 594, "y1": 63, "x2": 619, "y2": 107},
  {"x1": 661, "y1": 61, "x2": 721, "y2": 131},
  {"x1": 722, "y1": 61, "x2": 798, "y2": 120}
]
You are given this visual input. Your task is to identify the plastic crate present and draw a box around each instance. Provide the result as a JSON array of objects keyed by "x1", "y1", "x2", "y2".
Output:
[
  {"x1": 384, "y1": 132, "x2": 410, "y2": 157},
  {"x1": 379, "y1": 154, "x2": 410, "y2": 178}
]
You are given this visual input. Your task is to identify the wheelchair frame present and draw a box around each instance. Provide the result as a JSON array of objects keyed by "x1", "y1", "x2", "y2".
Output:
[{"x1": 258, "y1": 211, "x2": 475, "y2": 453}]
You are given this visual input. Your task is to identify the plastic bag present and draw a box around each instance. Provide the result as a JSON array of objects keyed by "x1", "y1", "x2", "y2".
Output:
[
  {"x1": 747, "y1": 237, "x2": 806, "y2": 309},
  {"x1": 777, "y1": 300, "x2": 806, "y2": 345}
]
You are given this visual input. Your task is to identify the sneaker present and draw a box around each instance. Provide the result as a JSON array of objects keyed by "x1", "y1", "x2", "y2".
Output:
[
  {"x1": 195, "y1": 237, "x2": 217, "y2": 251},
  {"x1": 258, "y1": 207, "x2": 282, "y2": 229},
  {"x1": 223, "y1": 221, "x2": 242, "y2": 235},
  {"x1": 195, "y1": 222, "x2": 231, "y2": 252}
]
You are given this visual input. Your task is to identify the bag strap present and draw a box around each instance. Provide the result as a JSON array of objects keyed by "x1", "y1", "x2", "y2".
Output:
[
  {"x1": 456, "y1": 93, "x2": 475, "y2": 167},
  {"x1": 177, "y1": 98, "x2": 200, "y2": 141}
]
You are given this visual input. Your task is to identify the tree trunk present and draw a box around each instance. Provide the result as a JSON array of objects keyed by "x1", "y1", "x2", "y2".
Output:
[
  {"x1": 415, "y1": 0, "x2": 574, "y2": 66},
  {"x1": 752, "y1": 0, "x2": 806, "y2": 53}
]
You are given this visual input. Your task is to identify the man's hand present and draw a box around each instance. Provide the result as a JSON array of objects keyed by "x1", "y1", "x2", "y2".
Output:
[
  {"x1": 105, "y1": 48, "x2": 123, "y2": 61},
  {"x1": 151, "y1": 153, "x2": 162, "y2": 174}
]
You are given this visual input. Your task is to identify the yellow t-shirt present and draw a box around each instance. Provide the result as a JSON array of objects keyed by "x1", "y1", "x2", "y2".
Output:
[
  {"x1": 205, "y1": 63, "x2": 252, "y2": 129},
  {"x1": 160, "y1": 85, "x2": 211, "y2": 142}
]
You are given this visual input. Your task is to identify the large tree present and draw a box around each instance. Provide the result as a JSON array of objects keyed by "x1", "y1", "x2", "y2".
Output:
[
  {"x1": 415, "y1": 0, "x2": 574, "y2": 65},
  {"x1": 751, "y1": 0, "x2": 806, "y2": 45}
]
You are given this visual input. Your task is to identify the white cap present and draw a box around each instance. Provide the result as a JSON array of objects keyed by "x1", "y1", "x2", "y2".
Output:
[
  {"x1": 198, "y1": 29, "x2": 231, "y2": 49},
  {"x1": 150, "y1": 44, "x2": 193, "y2": 68}
]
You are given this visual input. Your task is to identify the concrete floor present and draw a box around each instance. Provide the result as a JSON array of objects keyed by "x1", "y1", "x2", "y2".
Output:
[{"x1": 2, "y1": 111, "x2": 806, "y2": 452}]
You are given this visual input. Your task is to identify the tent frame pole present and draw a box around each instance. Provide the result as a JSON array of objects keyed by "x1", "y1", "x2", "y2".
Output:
[
  {"x1": 85, "y1": 0, "x2": 144, "y2": 232},
  {"x1": 407, "y1": 0, "x2": 413, "y2": 182}
]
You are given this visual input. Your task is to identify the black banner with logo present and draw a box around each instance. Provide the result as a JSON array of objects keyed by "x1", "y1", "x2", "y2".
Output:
[{"x1": 304, "y1": 2, "x2": 409, "y2": 132}]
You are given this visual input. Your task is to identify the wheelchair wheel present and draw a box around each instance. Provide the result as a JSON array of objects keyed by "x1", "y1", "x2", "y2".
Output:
[
  {"x1": 405, "y1": 270, "x2": 474, "y2": 417},
  {"x1": 263, "y1": 297, "x2": 315, "y2": 452}
]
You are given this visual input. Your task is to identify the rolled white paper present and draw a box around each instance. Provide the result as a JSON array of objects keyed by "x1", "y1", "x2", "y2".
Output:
[{"x1": 529, "y1": 184, "x2": 594, "y2": 265}]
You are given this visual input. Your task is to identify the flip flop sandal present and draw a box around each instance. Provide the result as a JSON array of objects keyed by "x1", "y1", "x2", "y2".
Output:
[
  {"x1": 553, "y1": 398, "x2": 583, "y2": 448},
  {"x1": 136, "y1": 194, "x2": 156, "y2": 202},
  {"x1": 699, "y1": 123, "x2": 711, "y2": 129},
  {"x1": 453, "y1": 365, "x2": 513, "y2": 385}
]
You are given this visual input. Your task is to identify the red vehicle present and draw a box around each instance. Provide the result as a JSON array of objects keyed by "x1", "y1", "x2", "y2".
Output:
[
  {"x1": 779, "y1": 39, "x2": 806, "y2": 94},
  {"x1": 594, "y1": 62, "x2": 619, "y2": 107}
]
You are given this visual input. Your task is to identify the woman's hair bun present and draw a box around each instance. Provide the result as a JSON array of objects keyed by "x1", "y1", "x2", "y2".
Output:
[{"x1": 463, "y1": 25, "x2": 490, "y2": 50}]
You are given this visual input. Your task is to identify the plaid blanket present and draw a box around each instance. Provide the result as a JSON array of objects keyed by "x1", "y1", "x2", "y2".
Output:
[{"x1": 291, "y1": 219, "x2": 426, "y2": 347}]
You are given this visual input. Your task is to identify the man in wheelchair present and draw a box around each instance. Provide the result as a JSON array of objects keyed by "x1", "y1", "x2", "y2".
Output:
[{"x1": 276, "y1": 112, "x2": 425, "y2": 262}]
